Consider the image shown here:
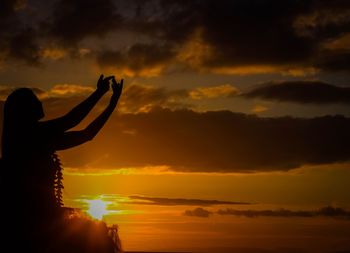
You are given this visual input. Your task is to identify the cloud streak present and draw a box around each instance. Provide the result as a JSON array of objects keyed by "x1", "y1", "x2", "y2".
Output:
[
  {"x1": 218, "y1": 206, "x2": 350, "y2": 219},
  {"x1": 243, "y1": 81, "x2": 350, "y2": 105},
  {"x1": 128, "y1": 196, "x2": 250, "y2": 206},
  {"x1": 184, "y1": 206, "x2": 350, "y2": 219},
  {"x1": 184, "y1": 207, "x2": 213, "y2": 218},
  {"x1": 189, "y1": 84, "x2": 239, "y2": 100}
]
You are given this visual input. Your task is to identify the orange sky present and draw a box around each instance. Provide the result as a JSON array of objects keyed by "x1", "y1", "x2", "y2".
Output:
[{"x1": 60, "y1": 164, "x2": 350, "y2": 252}]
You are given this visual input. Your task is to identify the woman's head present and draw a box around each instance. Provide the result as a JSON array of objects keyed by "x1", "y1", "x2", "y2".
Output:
[{"x1": 4, "y1": 88, "x2": 44, "y2": 124}]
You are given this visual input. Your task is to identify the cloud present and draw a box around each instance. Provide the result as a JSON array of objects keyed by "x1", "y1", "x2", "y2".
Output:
[
  {"x1": 110, "y1": 1, "x2": 315, "y2": 75},
  {"x1": 7, "y1": 28, "x2": 41, "y2": 65},
  {"x1": 217, "y1": 206, "x2": 350, "y2": 219},
  {"x1": 243, "y1": 81, "x2": 350, "y2": 105},
  {"x1": 95, "y1": 43, "x2": 176, "y2": 77},
  {"x1": 323, "y1": 33, "x2": 350, "y2": 51},
  {"x1": 49, "y1": 84, "x2": 94, "y2": 96},
  {"x1": 117, "y1": 83, "x2": 239, "y2": 112},
  {"x1": 122, "y1": 0, "x2": 349, "y2": 74},
  {"x1": 128, "y1": 196, "x2": 250, "y2": 206},
  {"x1": 131, "y1": 0, "x2": 350, "y2": 74},
  {"x1": 251, "y1": 105, "x2": 269, "y2": 114},
  {"x1": 189, "y1": 84, "x2": 239, "y2": 100},
  {"x1": 123, "y1": 0, "x2": 350, "y2": 75},
  {"x1": 198, "y1": 1, "x2": 315, "y2": 67},
  {"x1": 294, "y1": 1, "x2": 350, "y2": 41},
  {"x1": 56, "y1": 107, "x2": 350, "y2": 172},
  {"x1": 44, "y1": 0, "x2": 122, "y2": 46},
  {"x1": 183, "y1": 206, "x2": 350, "y2": 219},
  {"x1": 184, "y1": 207, "x2": 213, "y2": 218},
  {"x1": 316, "y1": 50, "x2": 350, "y2": 72},
  {"x1": 0, "y1": 0, "x2": 122, "y2": 64},
  {"x1": 0, "y1": 1, "x2": 41, "y2": 64},
  {"x1": 220, "y1": 1, "x2": 350, "y2": 73},
  {"x1": 39, "y1": 47, "x2": 67, "y2": 60},
  {"x1": 1, "y1": 0, "x2": 350, "y2": 74},
  {"x1": 119, "y1": 84, "x2": 189, "y2": 113}
]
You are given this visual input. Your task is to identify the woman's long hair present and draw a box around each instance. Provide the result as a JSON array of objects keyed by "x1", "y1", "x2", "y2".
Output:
[{"x1": 1, "y1": 88, "x2": 44, "y2": 159}]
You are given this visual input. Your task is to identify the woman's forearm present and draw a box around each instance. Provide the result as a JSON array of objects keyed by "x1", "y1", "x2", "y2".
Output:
[
  {"x1": 65, "y1": 89, "x2": 105, "y2": 125},
  {"x1": 54, "y1": 78, "x2": 123, "y2": 150},
  {"x1": 84, "y1": 98, "x2": 118, "y2": 139},
  {"x1": 42, "y1": 76, "x2": 113, "y2": 132},
  {"x1": 63, "y1": 76, "x2": 114, "y2": 129}
]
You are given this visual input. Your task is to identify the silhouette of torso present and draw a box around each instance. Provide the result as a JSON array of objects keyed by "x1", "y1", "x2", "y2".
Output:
[{"x1": 2, "y1": 122, "x2": 61, "y2": 223}]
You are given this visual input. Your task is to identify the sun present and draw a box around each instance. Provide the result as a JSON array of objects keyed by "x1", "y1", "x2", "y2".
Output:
[{"x1": 87, "y1": 199, "x2": 109, "y2": 220}]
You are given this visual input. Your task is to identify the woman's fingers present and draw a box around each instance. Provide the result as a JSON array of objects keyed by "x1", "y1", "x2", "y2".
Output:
[
  {"x1": 111, "y1": 78, "x2": 123, "y2": 99},
  {"x1": 112, "y1": 77, "x2": 123, "y2": 88},
  {"x1": 119, "y1": 79, "x2": 124, "y2": 93},
  {"x1": 103, "y1": 76, "x2": 114, "y2": 82}
]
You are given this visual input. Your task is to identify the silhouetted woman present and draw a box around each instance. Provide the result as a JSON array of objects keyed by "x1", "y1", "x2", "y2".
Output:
[{"x1": 0, "y1": 75, "x2": 123, "y2": 252}]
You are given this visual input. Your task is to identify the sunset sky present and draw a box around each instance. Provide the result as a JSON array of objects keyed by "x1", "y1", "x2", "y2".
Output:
[{"x1": 1, "y1": 0, "x2": 350, "y2": 252}]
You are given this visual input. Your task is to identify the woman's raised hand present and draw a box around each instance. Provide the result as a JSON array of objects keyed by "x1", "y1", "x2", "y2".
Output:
[
  {"x1": 111, "y1": 77, "x2": 123, "y2": 101},
  {"x1": 97, "y1": 74, "x2": 114, "y2": 94}
]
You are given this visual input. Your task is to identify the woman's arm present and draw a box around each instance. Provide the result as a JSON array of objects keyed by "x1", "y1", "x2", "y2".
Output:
[
  {"x1": 41, "y1": 75, "x2": 113, "y2": 133},
  {"x1": 55, "y1": 78, "x2": 123, "y2": 150}
]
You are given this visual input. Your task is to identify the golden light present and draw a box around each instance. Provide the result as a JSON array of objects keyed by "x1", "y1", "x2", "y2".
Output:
[{"x1": 87, "y1": 199, "x2": 109, "y2": 220}]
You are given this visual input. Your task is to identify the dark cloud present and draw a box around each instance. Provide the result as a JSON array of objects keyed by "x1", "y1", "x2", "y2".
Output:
[
  {"x1": 184, "y1": 207, "x2": 213, "y2": 218},
  {"x1": 96, "y1": 43, "x2": 176, "y2": 76},
  {"x1": 128, "y1": 196, "x2": 250, "y2": 206},
  {"x1": 0, "y1": 0, "x2": 18, "y2": 33},
  {"x1": 217, "y1": 206, "x2": 350, "y2": 219},
  {"x1": 8, "y1": 28, "x2": 41, "y2": 65},
  {"x1": 243, "y1": 81, "x2": 350, "y2": 105},
  {"x1": 125, "y1": 0, "x2": 202, "y2": 43},
  {"x1": 119, "y1": 84, "x2": 189, "y2": 112},
  {"x1": 1, "y1": 0, "x2": 350, "y2": 73},
  {"x1": 0, "y1": 0, "x2": 42, "y2": 64},
  {"x1": 45, "y1": 0, "x2": 122, "y2": 46},
  {"x1": 55, "y1": 107, "x2": 350, "y2": 172},
  {"x1": 295, "y1": 1, "x2": 350, "y2": 41},
  {"x1": 316, "y1": 50, "x2": 350, "y2": 72},
  {"x1": 196, "y1": 0, "x2": 350, "y2": 70},
  {"x1": 116, "y1": 0, "x2": 313, "y2": 70},
  {"x1": 0, "y1": 0, "x2": 122, "y2": 64},
  {"x1": 199, "y1": 0, "x2": 315, "y2": 67},
  {"x1": 122, "y1": 0, "x2": 350, "y2": 73}
]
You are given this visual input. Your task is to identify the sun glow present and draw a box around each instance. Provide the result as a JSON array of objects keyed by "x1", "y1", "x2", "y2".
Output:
[{"x1": 87, "y1": 199, "x2": 109, "y2": 220}]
